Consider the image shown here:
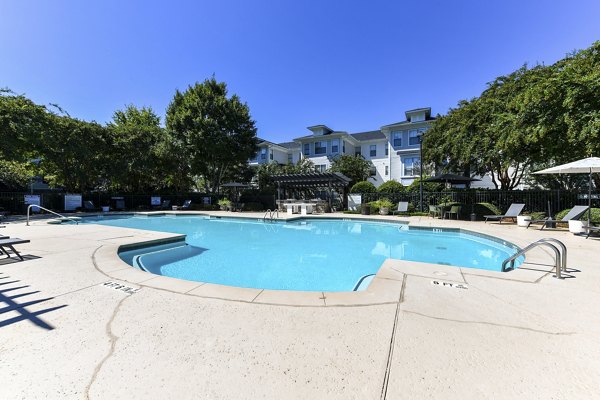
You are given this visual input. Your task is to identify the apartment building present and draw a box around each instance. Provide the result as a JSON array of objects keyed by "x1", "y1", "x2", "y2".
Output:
[{"x1": 250, "y1": 107, "x2": 435, "y2": 187}]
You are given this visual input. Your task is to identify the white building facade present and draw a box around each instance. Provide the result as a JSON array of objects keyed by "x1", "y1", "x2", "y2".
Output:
[{"x1": 251, "y1": 108, "x2": 435, "y2": 188}]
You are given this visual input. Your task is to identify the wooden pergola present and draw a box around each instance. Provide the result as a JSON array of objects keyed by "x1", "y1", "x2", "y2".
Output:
[{"x1": 270, "y1": 172, "x2": 352, "y2": 208}]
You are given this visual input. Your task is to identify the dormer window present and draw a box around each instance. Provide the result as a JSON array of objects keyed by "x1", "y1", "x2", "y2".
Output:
[{"x1": 315, "y1": 141, "x2": 327, "y2": 155}]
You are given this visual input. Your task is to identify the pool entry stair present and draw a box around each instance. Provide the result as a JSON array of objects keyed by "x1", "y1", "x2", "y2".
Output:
[{"x1": 502, "y1": 238, "x2": 566, "y2": 279}]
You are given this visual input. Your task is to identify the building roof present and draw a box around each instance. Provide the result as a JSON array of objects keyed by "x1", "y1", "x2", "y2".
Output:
[
  {"x1": 350, "y1": 130, "x2": 386, "y2": 141},
  {"x1": 277, "y1": 141, "x2": 300, "y2": 149}
]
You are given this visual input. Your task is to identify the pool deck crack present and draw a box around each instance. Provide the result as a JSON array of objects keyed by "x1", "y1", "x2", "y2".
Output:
[
  {"x1": 402, "y1": 309, "x2": 576, "y2": 336},
  {"x1": 380, "y1": 273, "x2": 406, "y2": 400},
  {"x1": 84, "y1": 293, "x2": 131, "y2": 400}
]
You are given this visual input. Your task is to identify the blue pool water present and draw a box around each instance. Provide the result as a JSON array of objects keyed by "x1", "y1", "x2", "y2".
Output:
[{"x1": 85, "y1": 215, "x2": 521, "y2": 292}]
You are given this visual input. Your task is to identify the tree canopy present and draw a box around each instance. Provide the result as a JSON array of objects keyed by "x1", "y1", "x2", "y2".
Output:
[
  {"x1": 424, "y1": 41, "x2": 600, "y2": 190},
  {"x1": 166, "y1": 78, "x2": 258, "y2": 193}
]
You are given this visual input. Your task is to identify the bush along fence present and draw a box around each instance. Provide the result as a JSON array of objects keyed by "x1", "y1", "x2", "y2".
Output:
[
  {"x1": 359, "y1": 190, "x2": 600, "y2": 219},
  {"x1": 0, "y1": 192, "x2": 221, "y2": 214}
]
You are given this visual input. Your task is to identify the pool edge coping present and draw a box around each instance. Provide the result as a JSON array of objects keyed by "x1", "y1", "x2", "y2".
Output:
[{"x1": 90, "y1": 212, "x2": 553, "y2": 307}]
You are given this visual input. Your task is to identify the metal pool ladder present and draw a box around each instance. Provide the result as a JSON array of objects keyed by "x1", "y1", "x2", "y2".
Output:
[
  {"x1": 501, "y1": 238, "x2": 567, "y2": 279},
  {"x1": 26, "y1": 205, "x2": 80, "y2": 226},
  {"x1": 262, "y1": 209, "x2": 279, "y2": 222}
]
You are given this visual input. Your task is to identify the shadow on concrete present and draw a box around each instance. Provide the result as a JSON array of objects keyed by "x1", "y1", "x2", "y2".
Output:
[
  {"x1": 0, "y1": 254, "x2": 42, "y2": 265},
  {"x1": 0, "y1": 272, "x2": 67, "y2": 330}
]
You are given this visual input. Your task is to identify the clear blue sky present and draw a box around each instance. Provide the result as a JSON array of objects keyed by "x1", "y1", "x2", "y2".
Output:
[{"x1": 2, "y1": 0, "x2": 599, "y2": 143}]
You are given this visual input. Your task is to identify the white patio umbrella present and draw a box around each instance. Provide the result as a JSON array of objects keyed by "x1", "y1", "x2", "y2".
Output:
[{"x1": 533, "y1": 157, "x2": 600, "y2": 227}]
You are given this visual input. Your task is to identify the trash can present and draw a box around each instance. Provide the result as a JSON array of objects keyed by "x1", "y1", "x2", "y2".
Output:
[
  {"x1": 470, "y1": 213, "x2": 476, "y2": 221},
  {"x1": 361, "y1": 204, "x2": 371, "y2": 215}
]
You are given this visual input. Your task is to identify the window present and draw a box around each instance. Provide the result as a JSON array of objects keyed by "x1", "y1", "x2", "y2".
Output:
[
  {"x1": 331, "y1": 139, "x2": 339, "y2": 154},
  {"x1": 315, "y1": 141, "x2": 327, "y2": 155},
  {"x1": 370, "y1": 145, "x2": 377, "y2": 157},
  {"x1": 261, "y1": 148, "x2": 267, "y2": 160},
  {"x1": 288, "y1": 153, "x2": 293, "y2": 163},
  {"x1": 409, "y1": 130, "x2": 420, "y2": 145},
  {"x1": 343, "y1": 141, "x2": 346, "y2": 153},
  {"x1": 315, "y1": 164, "x2": 326, "y2": 173},
  {"x1": 392, "y1": 131, "x2": 402, "y2": 147},
  {"x1": 403, "y1": 157, "x2": 420, "y2": 176},
  {"x1": 303, "y1": 143, "x2": 310, "y2": 156},
  {"x1": 269, "y1": 150, "x2": 273, "y2": 160},
  {"x1": 355, "y1": 146, "x2": 361, "y2": 157},
  {"x1": 385, "y1": 165, "x2": 389, "y2": 176},
  {"x1": 385, "y1": 145, "x2": 388, "y2": 156}
]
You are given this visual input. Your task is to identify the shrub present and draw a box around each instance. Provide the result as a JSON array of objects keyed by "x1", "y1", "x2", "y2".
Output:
[
  {"x1": 377, "y1": 180, "x2": 404, "y2": 193},
  {"x1": 350, "y1": 181, "x2": 376, "y2": 193},
  {"x1": 555, "y1": 207, "x2": 600, "y2": 223},
  {"x1": 368, "y1": 198, "x2": 394, "y2": 214},
  {"x1": 473, "y1": 202, "x2": 501, "y2": 220},
  {"x1": 187, "y1": 203, "x2": 219, "y2": 211},
  {"x1": 217, "y1": 199, "x2": 231, "y2": 209}
]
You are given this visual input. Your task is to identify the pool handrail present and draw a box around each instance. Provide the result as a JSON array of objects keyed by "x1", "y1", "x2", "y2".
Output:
[
  {"x1": 26, "y1": 205, "x2": 80, "y2": 226},
  {"x1": 502, "y1": 239, "x2": 564, "y2": 278}
]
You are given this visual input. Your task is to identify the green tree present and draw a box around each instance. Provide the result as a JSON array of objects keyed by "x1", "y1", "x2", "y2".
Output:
[
  {"x1": 107, "y1": 105, "x2": 169, "y2": 192},
  {"x1": 38, "y1": 115, "x2": 108, "y2": 192},
  {"x1": 166, "y1": 78, "x2": 259, "y2": 193},
  {"x1": 0, "y1": 89, "x2": 47, "y2": 162},
  {"x1": 328, "y1": 154, "x2": 372, "y2": 185}
]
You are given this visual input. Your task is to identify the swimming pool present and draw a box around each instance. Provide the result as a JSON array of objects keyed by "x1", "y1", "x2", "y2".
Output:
[{"x1": 84, "y1": 215, "x2": 522, "y2": 292}]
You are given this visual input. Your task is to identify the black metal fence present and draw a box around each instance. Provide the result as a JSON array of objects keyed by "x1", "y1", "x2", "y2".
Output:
[
  {"x1": 0, "y1": 192, "x2": 220, "y2": 214},
  {"x1": 361, "y1": 190, "x2": 599, "y2": 214}
]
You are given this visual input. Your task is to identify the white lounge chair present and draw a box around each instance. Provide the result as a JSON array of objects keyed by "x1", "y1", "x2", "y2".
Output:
[{"x1": 393, "y1": 202, "x2": 409, "y2": 215}]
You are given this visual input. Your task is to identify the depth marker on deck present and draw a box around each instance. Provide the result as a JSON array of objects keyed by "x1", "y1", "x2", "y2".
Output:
[
  {"x1": 101, "y1": 281, "x2": 140, "y2": 294},
  {"x1": 431, "y1": 280, "x2": 468, "y2": 290}
]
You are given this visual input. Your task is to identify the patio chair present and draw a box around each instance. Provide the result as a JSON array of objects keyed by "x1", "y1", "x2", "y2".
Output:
[
  {"x1": 527, "y1": 205, "x2": 589, "y2": 230},
  {"x1": 0, "y1": 238, "x2": 31, "y2": 261},
  {"x1": 484, "y1": 203, "x2": 525, "y2": 223},
  {"x1": 444, "y1": 205, "x2": 461, "y2": 220},
  {"x1": 428, "y1": 205, "x2": 440, "y2": 218},
  {"x1": 393, "y1": 202, "x2": 409, "y2": 215}
]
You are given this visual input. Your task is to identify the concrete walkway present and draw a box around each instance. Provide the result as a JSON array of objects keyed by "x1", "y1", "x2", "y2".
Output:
[{"x1": 1, "y1": 213, "x2": 599, "y2": 399}]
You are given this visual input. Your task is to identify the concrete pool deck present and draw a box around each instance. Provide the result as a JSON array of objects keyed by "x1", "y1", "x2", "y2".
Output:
[{"x1": 1, "y1": 211, "x2": 600, "y2": 399}]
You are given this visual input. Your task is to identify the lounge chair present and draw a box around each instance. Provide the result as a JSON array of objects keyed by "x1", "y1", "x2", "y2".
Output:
[
  {"x1": 0, "y1": 238, "x2": 31, "y2": 261},
  {"x1": 484, "y1": 203, "x2": 525, "y2": 223},
  {"x1": 393, "y1": 202, "x2": 409, "y2": 215},
  {"x1": 527, "y1": 205, "x2": 589, "y2": 230},
  {"x1": 83, "y1": 200, "x2": 100, "y2": 211},
  {"x1": 178, "y1": 200, "x2": 192, "y2": 210},
  {"x1": 587, "y1": 225, "x2": 600, "y2": 239},
  {"x1": 160, "y1": 200, "x2": 171, "y2": 210}
]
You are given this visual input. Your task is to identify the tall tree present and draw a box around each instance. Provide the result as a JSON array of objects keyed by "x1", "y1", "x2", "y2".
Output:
[
  {"x1": 165, "y1": 78, "x2": 259, "y2": 193},
  {"x1": 107, "y1": 105, "x2": 168, "y2": 192}
]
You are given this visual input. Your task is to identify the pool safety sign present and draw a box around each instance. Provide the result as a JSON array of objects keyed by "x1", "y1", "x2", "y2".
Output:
[
  {"x1": 151, "y1": 196, "x2": 161, "y2": 206},
  {"x1": 431, "y1": 280, "x2": 468, "y2": 290},
  {"x1": 64, "y1": 194, "x2": 82, "y2": 211},
  {"x1": 101, "y1": 281, "x2": 140, "y2": 295},
  {"x1": 24, "y1": 194, "x2": 41, "y2": 211}
]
